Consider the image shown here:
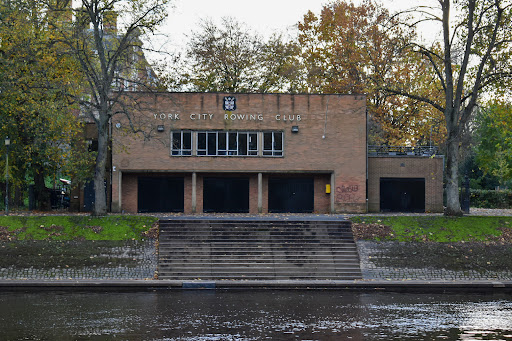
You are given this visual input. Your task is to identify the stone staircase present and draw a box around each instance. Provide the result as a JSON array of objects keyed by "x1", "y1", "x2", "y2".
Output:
[{"x1": 157, "y1": 218, "x2": 362, "y2": 281}]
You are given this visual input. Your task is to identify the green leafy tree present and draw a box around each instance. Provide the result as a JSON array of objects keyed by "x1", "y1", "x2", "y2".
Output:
[
  {"x1": 50, "y1": 0, "x2": 170, "y2": 215},
  {"x1": 474, "y1": 102, "x2": 512, "y2": 187},
  {"x1": 297, "y1": 0, "x2": 446, "y2": 145},
  {"x1": 0, "y1": 0, "x2": 91, "y2": 209},
  {"x1": 385, "y1": 0, "x2": 512, "y2": 215},
  {"x1": 180, "y1": 17, "x2": 300, "y2": 93}
]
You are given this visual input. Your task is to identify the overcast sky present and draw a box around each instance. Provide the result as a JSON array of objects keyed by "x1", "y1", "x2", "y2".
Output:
[{"x1": 160, "y1": 0, "x2": 431, "y2": 50}]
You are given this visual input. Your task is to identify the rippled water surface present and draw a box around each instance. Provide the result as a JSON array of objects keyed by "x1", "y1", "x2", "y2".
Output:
[{"x1": 1, "y1": 290, "x2": 512, "y2": 340}]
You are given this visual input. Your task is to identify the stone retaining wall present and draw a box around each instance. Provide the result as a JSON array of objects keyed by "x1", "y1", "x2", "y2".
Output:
[{"x1": 0, "y1": 240, "x2": 157, "y2": 280}]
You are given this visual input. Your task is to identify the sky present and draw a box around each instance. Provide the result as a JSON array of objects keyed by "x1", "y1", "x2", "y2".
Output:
[
  {"x1": 164, "y1": 0, "x2": 328, "y2": 44},
  {"x1": 159, "y1": 0, "x2": 429, "y2": 51}
]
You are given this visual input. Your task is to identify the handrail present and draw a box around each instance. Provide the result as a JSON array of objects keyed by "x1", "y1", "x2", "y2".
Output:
[{"x1": 367, "y1": 145, "x2": 439, "y2": 156}]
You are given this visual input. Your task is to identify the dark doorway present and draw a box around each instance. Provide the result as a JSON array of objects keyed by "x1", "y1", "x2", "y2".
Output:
[
  {"x1": 268, "y1": 177, "x2": 314, "y2": 213},
  {"x1": 83, "y1": 181, "x2": 95, "y2": 212},
  {"x1": 138, "y1": 177, "x2": 184, "y2": 213},
  {"x1": 380, "y1": 178, "x2": 425, "y2": 212},
  {"x1": 203, "y1": 177, "x2": 249, "y2": 213}
]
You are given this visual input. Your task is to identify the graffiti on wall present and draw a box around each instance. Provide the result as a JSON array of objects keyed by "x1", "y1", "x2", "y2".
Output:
[{"x1": 336, "y1": 184, "x2": 359, "y2": 203}]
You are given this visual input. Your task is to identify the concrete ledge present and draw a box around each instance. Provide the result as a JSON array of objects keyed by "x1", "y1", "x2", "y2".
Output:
[{"x1": 1, "y1": 279, "x2": 512, "y2": 292}]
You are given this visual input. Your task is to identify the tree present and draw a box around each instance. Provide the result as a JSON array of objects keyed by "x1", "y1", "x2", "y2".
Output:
[
  {"x1": 180, "y1": 17, "x2": 300, "y2": 93},
  {"x1": 386, "y1": 0, "x2": 512, "y2": 215},
  {"x1": 50, "y1": 0, "x2": 169, "y2": 215},
  {"x1": 474, "y1": 102, "x2": 512, "y2": 187},
  {"x1": 297, "y1": 0, "x2": 446, "y2": 145},
  {"x1": 0, "y1": 0, "x2": 90, "y2": 209}
]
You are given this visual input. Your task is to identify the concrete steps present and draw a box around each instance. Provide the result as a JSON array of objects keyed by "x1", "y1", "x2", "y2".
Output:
[{"x1": 157, "y1": 219, "x2": 362, "y2": 280}]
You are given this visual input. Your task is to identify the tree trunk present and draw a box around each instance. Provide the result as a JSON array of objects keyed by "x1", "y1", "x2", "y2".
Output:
[
  {"x1": 93, "y1": 119, "x2": 109, "y2": 216},
  {"x1": 444, "y1": 134, "x2": 462, "y2": 216},
  {"x1": 34, "y1": 166, "x2": 50, "y2": 211}
]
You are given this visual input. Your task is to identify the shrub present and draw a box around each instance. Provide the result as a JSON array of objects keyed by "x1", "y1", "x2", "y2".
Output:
[{"x1": 470, "y1": 189, "x2": 512, "y2": 208}]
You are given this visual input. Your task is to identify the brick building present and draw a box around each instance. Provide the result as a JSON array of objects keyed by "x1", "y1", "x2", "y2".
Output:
[
  {"x1": 109, "y1": 92, "x2": 444, "y2": 214},
  {"x1": 111, "y1": 92, "x2": 367, "y2": 214},
  {"x1": 367, "y1": 147, "x2": 444, "y2": 213}
]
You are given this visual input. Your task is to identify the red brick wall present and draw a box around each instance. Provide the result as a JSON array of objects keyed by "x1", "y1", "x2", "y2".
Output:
[
  {"x1": 367, "y1": 156, "x2": 444, "y2": 213},
  {"x1": 112, "y1": 93, "x2": 367, "y2": 213}
]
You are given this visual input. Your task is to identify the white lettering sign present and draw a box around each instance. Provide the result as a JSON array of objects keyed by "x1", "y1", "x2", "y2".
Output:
[
  {"x1": 190, "y1": 113, "x2": 214, "y2": 120},
  {"x1": 154, "y1": 113, "x2": 180, "y2": 120},
  {"x1": 275, "y1": 115, "x2": 301, "y2": 122},
  {"x1": 151, "y1": 112, "x2": 305, "y2": 122},
  {"x1": 224, "y1": 113, "x2": 264, "y2": 121}
]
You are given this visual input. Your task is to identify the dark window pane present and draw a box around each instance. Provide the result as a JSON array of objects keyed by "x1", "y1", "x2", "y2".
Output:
[
  {"x1": 249, "y1": 133, "x2": 257, "y2": 151},
  {"x1": 207, "y1": 132, "x2": 217, "y2": 155},
  {"x1": 238, "y1": 133, "x2": 247, "y2": 155},
  {"x1": 183, "y1": 132, "x2": 191, "y2": 150},
  {"x1": 274, "y1": 132, "x2": 283, "y2": 151},
  {"x1": 218, "y1": 132, "x2": 227, "y2": 151},
  {"x1": 263, "y1": 132, "x2": 272, "y2": 151},
  {"x1": 229, "y1": 132, "x2": 237, "y2": 154},
  {"x1": 198, "y1": 132, "x2": 206, "y2": 150},
  {"x1": 172, "y1": 132, "x2": 181, "y2": 150}
]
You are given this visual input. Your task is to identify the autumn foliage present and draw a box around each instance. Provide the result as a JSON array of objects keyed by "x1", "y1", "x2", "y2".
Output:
[{"x1": 297, "y1": 0, "x2": 446, "y2": 145}]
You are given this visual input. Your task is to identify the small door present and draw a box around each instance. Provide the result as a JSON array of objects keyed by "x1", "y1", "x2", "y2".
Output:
[
  {"x1": 83, "y1": 181, "x2": 95, "y2": 212},
  {"x1": 268, "y1": 177, "x2": 314, "y2": 213},
  {"x1": 380, "y1": 178, "x2": 425, "y2": 212},
  {"x1": 138, "y1": 177, "x2": 184, "y2": 213},
  {"x1": 203, "y1": 177, "x2": 249, "y2": 213}
]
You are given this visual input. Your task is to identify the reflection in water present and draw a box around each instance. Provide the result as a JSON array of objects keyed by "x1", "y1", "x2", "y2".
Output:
[{"x1": 0, "y1": 291, "x2": 511, "y2": 340}]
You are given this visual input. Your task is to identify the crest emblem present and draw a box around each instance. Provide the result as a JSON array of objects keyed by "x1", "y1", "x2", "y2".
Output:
[{"x1": 223, "y1": 96, "x2": 237, "y2": 111}]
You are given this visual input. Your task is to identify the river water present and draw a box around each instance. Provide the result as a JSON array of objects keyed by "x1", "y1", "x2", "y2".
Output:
[{"x1": 0, "y1": 290, "x2": 511, "y2": 340}]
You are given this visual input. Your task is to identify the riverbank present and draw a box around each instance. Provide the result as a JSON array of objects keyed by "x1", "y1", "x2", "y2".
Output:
[{"x1": 0, "y1": 211, "x2": 511, "y2": 289}]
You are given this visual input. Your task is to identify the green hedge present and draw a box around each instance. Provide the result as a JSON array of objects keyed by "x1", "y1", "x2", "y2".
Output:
[{"x1": 470, "y1": 189, "x2": 512, "y2": 208}]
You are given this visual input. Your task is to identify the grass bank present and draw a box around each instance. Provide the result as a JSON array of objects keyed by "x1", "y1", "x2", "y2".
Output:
[
  {"x1": 0, "y1": 215, "x2": 159, "y2": 241},
  {"x1": 350, "y1": 216, "x2": 512, "y2": 243}
]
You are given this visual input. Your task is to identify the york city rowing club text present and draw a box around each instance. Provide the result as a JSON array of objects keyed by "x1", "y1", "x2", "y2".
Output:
[{"x1": 153, "y1": 113, "x2": 302, "y2": 122}]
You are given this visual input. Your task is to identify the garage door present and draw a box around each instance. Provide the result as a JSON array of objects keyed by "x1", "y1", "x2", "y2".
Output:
[
  {"x1": 203, "y1": 177, "x2": 249, "y2": 213},
  {"x1": 138, "y1": 177, "x2": 184, "y2": 213},
  {"x1": 268, "y1": 177, "x2": 314, "y2": 213},
  {"x1": 380, "y1": 178, "x2": 425, "y2": 212}
]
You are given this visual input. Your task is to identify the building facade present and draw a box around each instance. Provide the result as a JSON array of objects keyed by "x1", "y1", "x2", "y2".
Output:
[
  {"x1": 111, "y1": 92, "x2": 368, "y2": 214},
  {"x1": 367, "y1": 153, "x2": 444, "y2": 213}
]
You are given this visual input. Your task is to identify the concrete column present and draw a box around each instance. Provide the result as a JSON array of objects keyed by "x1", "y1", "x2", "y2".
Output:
[
  {"x1": 192, "y1": 172, "x2": 197, "y2": 213},
  {"x1": 331, "y1": 172, "x2": 335, "y2": 213},
  {"x1": 258, "y1": 172, "x2": 263, "y2": 213}
]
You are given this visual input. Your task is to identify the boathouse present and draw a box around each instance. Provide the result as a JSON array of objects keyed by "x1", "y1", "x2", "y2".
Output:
[{"x1": 95, "y1": 92, "x2": 443, "y2": 214}]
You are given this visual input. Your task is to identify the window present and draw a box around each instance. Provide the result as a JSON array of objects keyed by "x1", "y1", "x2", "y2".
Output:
[
  {"x1": 171, "y1": 130, "x2": 282, "y2": 157},
  {"x1": 263, "y1": 131, "x2": 283, "y2": 156},
  {"x1": 197, "y1": 132, "x2": 206, "y2": 155},
  {"x1": 197, "y1": 131, "x2": 259, "y2": 156},
  {"x1": 171, "y1": 131, "x2": 192, "y2": 156}
]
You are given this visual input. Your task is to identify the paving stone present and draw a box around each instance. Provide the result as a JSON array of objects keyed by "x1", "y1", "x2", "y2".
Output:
[
  {"x1": 357, "y1": 241, "x2": 512, "y2": 281},
  {"x1": 0, "y1": 240, "x2": 157, "y2": 280}
]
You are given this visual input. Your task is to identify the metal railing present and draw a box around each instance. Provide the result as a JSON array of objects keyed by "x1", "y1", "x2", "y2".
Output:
[{"x1": 367, "y1": 145, "x2": 439, "y2": 156}]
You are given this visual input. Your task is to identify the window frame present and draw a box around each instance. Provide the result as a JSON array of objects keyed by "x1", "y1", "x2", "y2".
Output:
[
  {"x1": 171, "y1": 130, "x2": 283, "y2": 157},
  {"x1": 171, "y1": 130, "x2": 192, "y2": 156},
  {"x1": 263, "y1": 131, "x2": 284, "y2": 157}
]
